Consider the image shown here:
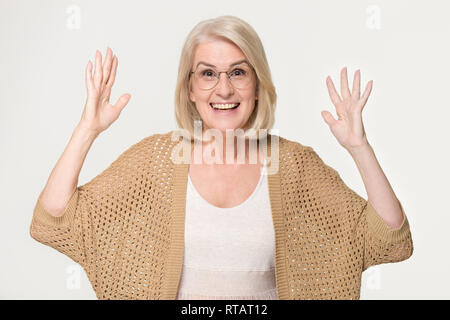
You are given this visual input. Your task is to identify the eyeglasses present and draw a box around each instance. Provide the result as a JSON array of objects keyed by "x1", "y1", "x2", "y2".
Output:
[{"x1": 189, "y1": 61, "x2": 255, "y2": 90}]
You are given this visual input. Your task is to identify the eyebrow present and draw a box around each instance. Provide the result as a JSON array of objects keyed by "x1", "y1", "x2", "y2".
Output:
[{"x1": 194, "y1": 59, "x2": 249, "y2": 69}]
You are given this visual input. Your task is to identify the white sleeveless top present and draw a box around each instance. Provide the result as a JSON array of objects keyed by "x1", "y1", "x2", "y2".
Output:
[{"x1": 176, "y1": 162, "x2": 278, "y2": 300}]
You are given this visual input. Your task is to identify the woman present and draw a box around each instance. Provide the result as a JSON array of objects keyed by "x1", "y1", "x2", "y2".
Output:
[{"x1": 29, "y1": 15, "x2": 413, "y2": 300}]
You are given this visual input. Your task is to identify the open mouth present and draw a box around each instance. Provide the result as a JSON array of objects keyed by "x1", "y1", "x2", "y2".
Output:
[{"x1": 210, "y1": 103, "x2": 240, "y2": 110}]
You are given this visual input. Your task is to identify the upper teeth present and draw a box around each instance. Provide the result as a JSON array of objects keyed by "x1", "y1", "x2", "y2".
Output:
[{"x1": 211, "y1": 103, "x2": 239, "y2": 109}]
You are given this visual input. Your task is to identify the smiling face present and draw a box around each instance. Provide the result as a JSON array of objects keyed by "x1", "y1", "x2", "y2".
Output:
[{"x1": 189, "y1": 38, "x2": 258, "y2": 135}]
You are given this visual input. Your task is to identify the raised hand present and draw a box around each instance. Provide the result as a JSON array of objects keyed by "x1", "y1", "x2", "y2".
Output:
[
  {"x1": 79, "y1": 47, "x2": 131, "y2": 136},
  {"x1": 321, "y1": 67, "x2": 373, "y2": 153}
]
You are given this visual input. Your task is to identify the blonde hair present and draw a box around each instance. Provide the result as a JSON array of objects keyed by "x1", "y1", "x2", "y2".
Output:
[{"x1": 174, "y1": 15, "x2": 277, "y2": 139}]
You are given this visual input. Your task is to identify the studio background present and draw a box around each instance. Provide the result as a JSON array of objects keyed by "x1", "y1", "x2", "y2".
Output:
[{"x1": 1, "y1": 0, "x2": 448, "y2": 299}]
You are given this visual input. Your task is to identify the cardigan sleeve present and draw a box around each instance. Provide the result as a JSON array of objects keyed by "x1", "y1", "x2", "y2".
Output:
[
  {"x1": 29, "y1": 135, "x2": 153, "y2": 275},
  {"x1": 30, "y1": 186, "x2": 95, "y2": 272},
  {"x1": 300, "y1": 146, "x2": 413, "y2": 272}
]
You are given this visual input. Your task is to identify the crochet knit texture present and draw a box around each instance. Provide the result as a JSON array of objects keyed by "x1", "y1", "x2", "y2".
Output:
[{"x1": 29, "y1": 131, "x2": 413, "y2": 299}]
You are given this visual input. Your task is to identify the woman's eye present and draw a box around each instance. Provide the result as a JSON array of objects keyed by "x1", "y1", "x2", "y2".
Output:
[
  {"x1": 202, "y1": 70, "x2": 215, "y2": 77},
  {"x1": 231, "y1": 69, "x2": 246, "y2": 76}
]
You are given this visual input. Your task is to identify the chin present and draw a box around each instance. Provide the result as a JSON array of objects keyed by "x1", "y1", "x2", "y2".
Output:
[
  {"x1": 204, "y1": 120, "x2": 248, "y2": 134},
  {"x1": 195, "y1": 103, "x2": 254, "y2": 134}
]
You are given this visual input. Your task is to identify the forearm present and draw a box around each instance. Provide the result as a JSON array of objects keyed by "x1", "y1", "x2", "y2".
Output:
[
  {"x1": 38, "y1": 124, "x2": 99, "y2": 217},
  {"x1": 349, "y1": 143, "x2": 405, "y2": 229}
]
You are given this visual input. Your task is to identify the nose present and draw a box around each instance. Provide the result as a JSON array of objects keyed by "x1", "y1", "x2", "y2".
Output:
[{"x1": 215, "y1": 72, "x2": 234, "y2": 96}]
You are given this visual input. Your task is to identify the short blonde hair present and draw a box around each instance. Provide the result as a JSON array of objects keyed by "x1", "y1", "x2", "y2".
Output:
[{"x1": 174, "y1": 15, "x2": 277, "y2": 139}]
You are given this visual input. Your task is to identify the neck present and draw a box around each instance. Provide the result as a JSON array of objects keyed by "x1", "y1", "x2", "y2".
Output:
[{"x1": 192, "y1": 130, "x2": 263, "y2": 166}]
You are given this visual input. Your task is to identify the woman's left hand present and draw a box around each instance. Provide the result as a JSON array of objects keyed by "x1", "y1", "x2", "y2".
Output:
[{"x1": 322, "y1": 67, "x2": 373, "y2": 153}]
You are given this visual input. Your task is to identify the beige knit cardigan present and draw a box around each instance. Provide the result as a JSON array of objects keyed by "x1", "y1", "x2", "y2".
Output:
[{"x1": 29, "y1": 131, "x2": 413, "y2": 300}]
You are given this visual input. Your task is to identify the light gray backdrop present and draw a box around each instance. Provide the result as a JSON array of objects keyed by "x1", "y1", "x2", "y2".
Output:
[{"x1": 1, "y1": 0, "x2": 448, "y2": 299}]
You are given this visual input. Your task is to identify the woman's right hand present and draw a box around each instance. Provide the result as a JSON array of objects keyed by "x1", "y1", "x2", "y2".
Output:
[{"x1": 78, "y1": 47, "x2": 131, "y2": 136}]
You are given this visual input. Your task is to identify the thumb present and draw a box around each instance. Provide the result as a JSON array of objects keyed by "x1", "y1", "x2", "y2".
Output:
[
  {"x1": 113, "y1": 93, "x2": 131, "y2": 114},
  {"x1": 321, "y1": 110, "x2": 336, "y2": 127}
]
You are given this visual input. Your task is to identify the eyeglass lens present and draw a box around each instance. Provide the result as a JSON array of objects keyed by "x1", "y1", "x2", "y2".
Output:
[{"x1": 193, "y1": 63, "x2": 253, "y2": 89}]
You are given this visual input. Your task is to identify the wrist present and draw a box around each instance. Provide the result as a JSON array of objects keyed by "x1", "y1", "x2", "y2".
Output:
[
  {"x1": 74, "y1": 123, "x2": 100, "y2": 142},
  {"x1": 348, "y1": 141, "x2": 373, "y2": 159}
]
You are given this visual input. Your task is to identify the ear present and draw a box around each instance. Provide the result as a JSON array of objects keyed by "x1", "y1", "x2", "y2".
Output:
[
  {"x1": 189, "y1": 91, "x2": 196, "y2": 103},
  {"x1": 189, "y1": 82, "x2": 196, "y2": 102}
]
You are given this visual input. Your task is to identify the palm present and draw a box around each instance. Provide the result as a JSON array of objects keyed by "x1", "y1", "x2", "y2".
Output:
[
  {"x1": 322, "y1": 67, "x2": 373, "y2": 151},
  {"x1": 80, "y1": 47, "x2": 131, "y2": 135}
]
